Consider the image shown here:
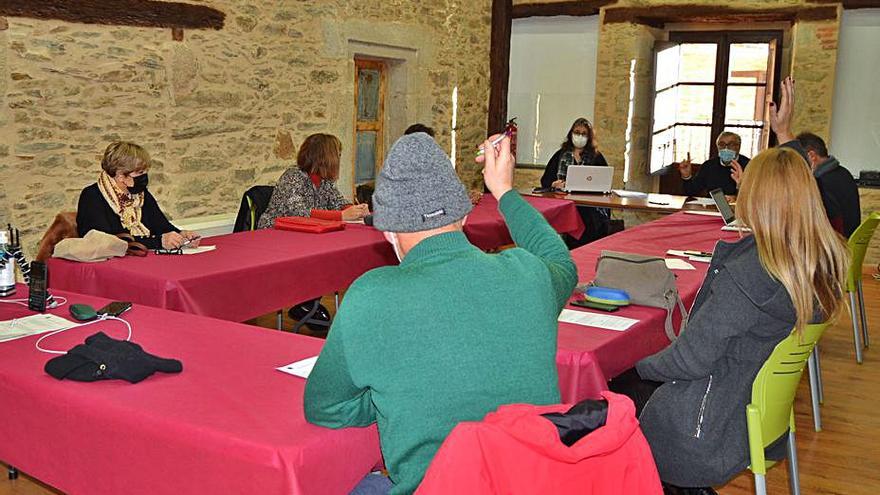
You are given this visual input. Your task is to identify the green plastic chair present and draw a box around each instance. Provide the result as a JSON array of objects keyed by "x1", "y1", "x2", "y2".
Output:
[
  {"x1": 846, "y1": 211, "x2": 880, "y2": 364},
  {"x1": 746, "y1": 322, "x2": 830, "y2": 495}
]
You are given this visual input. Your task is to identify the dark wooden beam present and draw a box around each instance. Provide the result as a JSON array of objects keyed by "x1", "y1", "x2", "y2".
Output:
[
  {"x1": 603, "y1": 5, "x2": 839, "y2": 27},
  {"x1": 488, "y1": 0, "x2": 513, "y2": 134},
  {"x1": 0, "y1": 0, "x2": 224, "y2": 30},
  {"x1": 512, "y1": 0, "x2": 615, "y2": 19},
  {"x1": 810, "y1": 0, "x2": 880, "y2": 8}
]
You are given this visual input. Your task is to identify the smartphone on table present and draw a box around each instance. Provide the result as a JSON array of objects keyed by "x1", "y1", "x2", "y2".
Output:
[
  {"x1": 570, "y1": 299, "x2": 620, "y2": 312},
  {"x1": 97, "y1": 301, "x2": 132, "y2": 317}
]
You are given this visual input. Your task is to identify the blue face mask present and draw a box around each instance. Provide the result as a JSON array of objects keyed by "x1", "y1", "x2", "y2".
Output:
[{"x1": 718, "y1": 148, "x2": 737, "y2": 164}]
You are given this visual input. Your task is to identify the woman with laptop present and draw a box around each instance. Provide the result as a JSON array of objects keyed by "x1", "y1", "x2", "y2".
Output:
[
  {"x1": 539, "y1": 118, "x2": 610, "y2": 246},
  {"x1": 610, "y1": 77, "x2": 850, "y2": 495}
]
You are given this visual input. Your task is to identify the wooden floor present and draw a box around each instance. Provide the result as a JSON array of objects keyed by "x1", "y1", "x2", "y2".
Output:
[{"x1": 2, "y1": 277, "x2": 878, "y2": 495}]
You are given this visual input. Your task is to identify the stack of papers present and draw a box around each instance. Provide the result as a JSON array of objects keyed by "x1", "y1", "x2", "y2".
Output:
[
  {"x1": 612, "y1": 190, "x2": 648, "y2": 199},
  {"x1": 558, "y1": 309, "x2": 639, "y2": 332},
  {"x1": 685, "y1": 197, "x2": 716, "y2": 206},
  {"x1": 0, "y1": 314, "x2": 75, "y2": 343},
  {"x1": 664, "y1": 258, "x2": 696, "y2": 270},
  {"x1": 667, "y1": 250, "x2": 712, "y2": 263},
  {"x1": 276, "y1": 356, "x2": 319, "y2": 379},
  {"x1": 180, "y1": 245, "x2": 217, "y2": 255}
]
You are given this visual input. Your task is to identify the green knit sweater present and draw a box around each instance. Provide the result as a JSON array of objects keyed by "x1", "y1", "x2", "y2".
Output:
[{"x1": 304, "y1": 191, "x2": 577, "y2": 494}]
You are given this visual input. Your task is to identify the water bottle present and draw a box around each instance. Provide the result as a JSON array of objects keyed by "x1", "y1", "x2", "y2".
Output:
[{"x1": 0, "y1": 230, "x2": 15, "y2": 297}]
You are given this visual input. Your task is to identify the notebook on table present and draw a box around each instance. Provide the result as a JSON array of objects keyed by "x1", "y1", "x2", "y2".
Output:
[{"x1": 274, "y1": 216, "x2": 345, "y2": 234}]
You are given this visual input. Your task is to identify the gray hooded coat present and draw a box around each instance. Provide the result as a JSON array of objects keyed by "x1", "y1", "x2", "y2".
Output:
[{"x1": 636, "y1": 234, "x2": 797, "y2": 487}]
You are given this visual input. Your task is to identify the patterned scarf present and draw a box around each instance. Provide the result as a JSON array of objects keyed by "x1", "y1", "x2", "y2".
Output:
[{"x1": 97, "y1": 171, "x2": 150, "y2": 236}]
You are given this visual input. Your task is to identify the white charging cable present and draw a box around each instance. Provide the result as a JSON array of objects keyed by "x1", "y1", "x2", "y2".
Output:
[
  {"x1": 35, "y1": 315, "x2": 132, "y2": 355},
  {"x1": 0, "y1": 295, "x2": 67, "y2": 309}
]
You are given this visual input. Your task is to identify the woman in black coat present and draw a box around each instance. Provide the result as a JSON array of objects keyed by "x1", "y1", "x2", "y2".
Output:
[
  {"x1": 76, "y1": 142, "x2": 200, "y2": 250},
  {"x1": 540, "y1": 118, "x2": 609, "y2": 247}
]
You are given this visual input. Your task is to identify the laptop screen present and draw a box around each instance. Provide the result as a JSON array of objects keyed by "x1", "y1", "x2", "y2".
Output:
[{"x1": 709, "y1": 189, "x2": 736, "y2": 225}]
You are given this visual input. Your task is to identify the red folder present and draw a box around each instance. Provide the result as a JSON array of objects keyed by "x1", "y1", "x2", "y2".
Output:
[{"x1": 274, "y1": 216, "x2": 345, "y2": 233}]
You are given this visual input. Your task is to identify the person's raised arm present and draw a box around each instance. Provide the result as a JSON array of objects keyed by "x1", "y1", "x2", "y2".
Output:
[
  {"x1": 479, "y1": 135, "x2": 577, "y2": 310},
  {"x1": 771, "y1": 77, "x2": 796, "y2": 146}
]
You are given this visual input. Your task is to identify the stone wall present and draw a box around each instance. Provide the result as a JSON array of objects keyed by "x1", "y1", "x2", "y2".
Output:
[{"x1": 0, "y1": 1, "x2": 491, "y2": 256}]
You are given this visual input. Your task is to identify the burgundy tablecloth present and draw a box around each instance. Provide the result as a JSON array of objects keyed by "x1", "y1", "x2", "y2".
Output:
[
  {"x1": 556, "y1": 212, "x2": 743, "y2": 402},
  {"x1": 463, "y1": 194, "x2": 585, "y2": 251},
  {"x1": 47, "y1": 224, "x2": 398, "y2": 322},
  {"x1": 0, "y1": 287, "x2": 381, "y2": 495},
  {"x1": 46, "y1": 194, "x2": 582, "y2": 322}
]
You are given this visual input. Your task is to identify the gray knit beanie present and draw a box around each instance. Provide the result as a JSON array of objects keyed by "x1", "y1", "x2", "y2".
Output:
[{"x1": 373, "y1": 133, "x2": 473, "y2": 233}]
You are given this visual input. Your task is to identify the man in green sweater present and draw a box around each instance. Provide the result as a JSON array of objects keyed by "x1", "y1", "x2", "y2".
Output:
[{"x1": 304, "y1": 132, "x2": 578, "y2": 494}]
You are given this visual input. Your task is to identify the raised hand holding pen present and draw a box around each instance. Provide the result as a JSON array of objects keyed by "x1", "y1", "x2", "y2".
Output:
[{"x1": 478, "y1": 133, "x2": 514, "y2": 201}]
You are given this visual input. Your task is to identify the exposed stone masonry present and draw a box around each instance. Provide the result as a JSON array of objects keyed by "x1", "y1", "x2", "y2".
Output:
[{"x1": 0, "y1": 0, "x2": 491, "y2": 256}]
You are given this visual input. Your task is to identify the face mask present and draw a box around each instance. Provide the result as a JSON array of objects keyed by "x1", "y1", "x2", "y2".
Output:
[
  {"x1": 571, "y1": 134, "x2": 589, "y2": 149},
  {"x1": 718, "y1": 149, "x2": 737, "y2": 164},
  {"x1": 127, "y1": 174, "x2": 149, "y2": 194},
  {"x1": 384, "y1": 232, "x2": 402, "y2": 262}
]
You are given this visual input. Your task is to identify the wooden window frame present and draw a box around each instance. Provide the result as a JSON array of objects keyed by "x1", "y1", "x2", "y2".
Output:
[
  {"x1": 352, "y1": 58, "x2": 387, "y2": 192},
  {"x1": 666, "y1": 30, "x2": 784, "y2": 159}
]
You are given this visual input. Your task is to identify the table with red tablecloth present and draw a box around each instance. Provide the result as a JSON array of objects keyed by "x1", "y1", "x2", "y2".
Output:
[
  {"x1": 0, "y1": 286, "x2": 381, "y2": 495},
  {"x1": 556, "y1": 212, "x2": 742, "y2": 402},
  {"x1": 463, "y1": 194, "x2": 585, "y2": 251},
  {"x1": 47, "y1": 224, "x2": 397, "y2": 322},
  {"x1": 46, "y1": 194, "x2": 582, "y2": 322}
]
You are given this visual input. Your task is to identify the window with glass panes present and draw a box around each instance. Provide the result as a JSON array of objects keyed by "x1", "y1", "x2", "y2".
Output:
[
  {"x1": 649, "y1": 31, "x2": 782, "y2": 173},
  {"x1": 353, "y1": 59, "x2": 387, "y2": 191}
]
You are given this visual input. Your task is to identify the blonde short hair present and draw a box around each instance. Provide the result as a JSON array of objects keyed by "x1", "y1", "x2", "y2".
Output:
[{"x1": 101, "y1": 142, "x2": 151, "y2": 177}]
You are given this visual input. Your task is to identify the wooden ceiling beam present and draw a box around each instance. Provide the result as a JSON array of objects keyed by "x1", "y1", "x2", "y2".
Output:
[
  {"x1": 512, "y1": 1, "x2": 616, "y2": 19},
  {"x1": 602, "y1": 5, "x2": 839, "y2": 27},
  {"x1": 0, "y1": 0, "x2": 224, "y2": 30}
]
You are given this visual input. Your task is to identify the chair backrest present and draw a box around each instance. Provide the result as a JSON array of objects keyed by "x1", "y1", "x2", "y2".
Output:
[
  {"x1": 847, "y1": 211, "x2": 880, "y2": 290},
  {"x1": 35, "y1": 211, "x2": 78, "y2": 262},
  {"x1": 750, "y1": 322, "x2": 829, "y2": 447},
  {"x1": 232, "y1": 185, "x2": 275, "y2": 232}
]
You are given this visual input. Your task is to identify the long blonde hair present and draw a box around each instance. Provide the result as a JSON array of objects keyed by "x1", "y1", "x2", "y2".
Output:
[{"x1": 736, "y1": 147, "x2": 849, "y2": 333}]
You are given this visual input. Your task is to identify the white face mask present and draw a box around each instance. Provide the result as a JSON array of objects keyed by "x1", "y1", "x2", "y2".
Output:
[
  {"x1": 383, "y1": 232, "x2": 403, "y2": 262},
  {"x1": 571, "y1": 134, "x2": 589, "y2": 149}
]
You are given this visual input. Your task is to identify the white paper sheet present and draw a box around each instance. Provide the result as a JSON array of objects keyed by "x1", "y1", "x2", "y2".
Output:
[
  {"x1": 666, "y1": 250, "x2": 711, "y2": 263},
  {"x1": 276, "y1": 356, "x2": 319, "y2": 379},
  {"x1": 558, "y1": 309, "x2": 639, "y2": 332},
  {"x1": 685, "y1": 197, "x2": 716, "y2": 206},
  {"x1": 612, "y1": 189, "x2": 648, "y2": 199},
  {"x1": 683, "y1": 210, "x2": 723, "y2": 218},
  {"x1": 664, "y1": 258, "x2": 696, "y2": 270},
  {"x1": 180, "y1": 245, "x2": 217, "y2": 255},
  {"x1": 0, "y1": 314, "x2": 76, "y2": 343}
]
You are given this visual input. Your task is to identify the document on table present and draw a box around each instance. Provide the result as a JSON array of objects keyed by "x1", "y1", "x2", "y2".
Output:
[
  {"x1": 181, "y1": 245, "x2": 217, "y2": 255},
  {"x1": 667, "y1": 250, "x2": 712, "y2": 263},
  {"x1": 558, "y1": 309, "x2": 639, "y2": 332},
  {"x1": 0, "y1": 314, "x2": 76, "y2": 343},
  {"x1": 276, "y1": 356, "x2": 319, "y2": 379},
  {"x1": 686, "y1": 197, "x2": 716, "y2": 206},
  {"x1": 683, "y1": 210, "x2": 723, "y2": 218},
  {"x1": 664, "y1": 258, "x2": 696, "y2": 270},
  {"x1": 612, "y1": 189, "x2": 648, "y2": 199}
]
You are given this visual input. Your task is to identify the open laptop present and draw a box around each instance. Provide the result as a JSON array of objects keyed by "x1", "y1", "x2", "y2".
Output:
[
  {"x1": 564, "y1": 166, "x2": 614, "y2": 193},
  {"x1": 709, "y1": 188, "x2": 750, "y2": 232}
]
